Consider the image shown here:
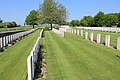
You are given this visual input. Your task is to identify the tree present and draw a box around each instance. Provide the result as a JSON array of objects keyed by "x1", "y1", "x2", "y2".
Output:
[
  {"x1": 12, "y1": 21, "x2": 17, "y2": 27},
  {"x1": 117, "y1": 13, "x2": 120, "y2": 27},
  {"x1": 38, "y1": 0, "x2": 68, "y2": 30},
  {"x1": 70, "y1": 20, "x2": 80, "y2": 27},
  {"x1": 25, "y1": 10, "x2": 39, "y2": 28},
  {"x1": 103, "y1": 14, "x2": 118, "y2": 27},
  {"x1": 75, "y1": 20, "x2": 80, "y2": 26},
  {"x1": 94, "y1": 11, "x2": 104, "y2": 27},
  {"x1": 80, "y1": 16, "x2": 94, "y2": 27},
  {"x1": 70, "y1": 20, "x2": 75, "y2": 27},
  {"x1": 80, "y1": 19, "x2": 87, "y2": 26}
]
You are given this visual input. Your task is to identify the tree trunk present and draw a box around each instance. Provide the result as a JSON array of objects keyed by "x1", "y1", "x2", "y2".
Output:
[
  {"x1": 50, "y1": 23, "x2": 52, "y2": 30},
  {"x1": 33, "y1": 25, "x2": 34, "y2": 29}
]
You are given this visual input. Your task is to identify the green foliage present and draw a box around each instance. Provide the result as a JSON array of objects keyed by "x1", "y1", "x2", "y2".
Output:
[
  {"x1": 38, "y1": 0, "x2": 68, "y2": 30},
  {"x1": 103, "y1": 14, "x2": 118, "y2": 27},
  {"x1": 80, "y1": 16, "x2": 94, "y2": 27},
  {"x1": 117, "y1": 13, "x2": 120, "y2": 27},
  {"x1": 70, "y1": 20, "x2": 80, "y2": 27},
  {"x1": 0, "y1": 21, "x2": 17, "y2": 28},
  {"x1": 75, "y1": 11, "x2": 120, "y2": 27},
  {"x1": 94, "y1": 11, "x2": 104, "y2": 27},
  {"x1": 25, "y1": 10, "x2": 39, "y2": 28}
]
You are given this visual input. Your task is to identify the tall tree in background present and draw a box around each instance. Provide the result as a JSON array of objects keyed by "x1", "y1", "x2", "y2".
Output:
[
  {"x1": 70, "y1": 20, "x2": 80, "y2": 27},
  {"x1": 103, "y1": 13, "x2": 118, "y2": 27},
  {"x1": 25, "y1": 10, "x2": 39, "y2": 28},
  {"x1": 94, "y1": 11, "x2": 104, "y2": 27},
  {"x1": 80, "y1": 16, "x2": 94, "y2": 27},
  {"x1": 117, "y1": 13, "x2": 120, "y2": 27},
  {"x1": 38, "y1": 0, "x2": 68, "y2": 30}
]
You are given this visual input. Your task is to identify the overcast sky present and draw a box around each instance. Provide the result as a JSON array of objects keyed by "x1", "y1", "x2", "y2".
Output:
[{"x1": 0, "y1": 0, "x2": 120, "y2": 25}]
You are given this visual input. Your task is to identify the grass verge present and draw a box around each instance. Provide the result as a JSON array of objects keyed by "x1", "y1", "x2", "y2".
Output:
[
  {"x1": 42, "y1": 31, "x2": 120, "y2": 80},
  {"x1": 0, "y1": 29, "x2": 41, "y2": 80}
]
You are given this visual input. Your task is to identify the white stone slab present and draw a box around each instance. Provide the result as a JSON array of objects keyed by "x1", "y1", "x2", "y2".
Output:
[
  {"x1": 105, "y1": 35, "x2": 110, "y2": 47},
  {"x1": 117, "y1": 37, "x2": 120, "y2": 50},
  {"x1": 3, "y1": 36, "x2": 6, "y2": 47},
  {"x1": 85, "y1": 32, "x2": 88, "y2": 40},
  {"x1": 97, "y1": 34, "x2": 101, "y2": 44},
  {"x1": 77, "y1": 30, "x2": 80, "y2": 35},
  {"x1": 0, "y1": 37, "x2": 3, "y2": 48},
  {"x1": 90, "y1": 33, "x2": 93, "y2": 42},
  {"x1": 80, "y1": 30, "x2": 83, "y2": 36},
  {"x1": 27, "y1": 55, "x2": 33, "y2": 80},
  {"x1": 30, "y1": 51, "x2": 34, "y2": 78},
  {"x1": 74, "y1": 29, "x2": 76, "y2": 34}
]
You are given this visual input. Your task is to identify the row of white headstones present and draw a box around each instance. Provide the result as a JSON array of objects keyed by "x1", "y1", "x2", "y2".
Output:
[
  {"x1": 76, "y1": 27, "x2": 120, "y2": 33},
  {"x1": 27, "y1": 29, "x2": 44, "y2": 80},
  {"x1": 66, "y1": 29, "x2": 120, "y2": 51},
  {"x1": 0, "y1": 29, "x2": 37, "y2": 48},
  {"x1": 52, "y1": 28, "x2": 64, "y2": 37}
]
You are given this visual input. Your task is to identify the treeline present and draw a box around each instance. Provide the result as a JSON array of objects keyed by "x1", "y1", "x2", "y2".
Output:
[
  {"x1": 69, "y1": 11, "x2": 120, "y2": 27},
  {"x1": 0, "y1": 21, "x2": 18, "y2": 28}
]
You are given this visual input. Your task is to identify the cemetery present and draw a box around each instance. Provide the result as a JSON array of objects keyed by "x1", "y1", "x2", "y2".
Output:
[
  {"x1": 0, "y1": 0, "x2": 120, "y2": 80},
  {"x1": 1, "y1": 26, "x2": 120, "y2": 80}
]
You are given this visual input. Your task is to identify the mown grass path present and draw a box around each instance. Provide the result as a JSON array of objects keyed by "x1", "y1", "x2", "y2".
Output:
[
  {"x1": 0, "y1": 29, "x2": 40, "y2": 80},
  {"x1": 43, "y1": 31, "x2": 120, "y2": 80}
]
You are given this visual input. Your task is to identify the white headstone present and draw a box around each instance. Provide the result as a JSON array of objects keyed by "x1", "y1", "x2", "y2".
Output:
[
  {"x1": 30, "y1": 51, "x2": 35, "y2": 78},
  {"x1": 90, "y1": 33, "x2": 93, "y2": 42},
  {"x1": 72, "y1": 29, "x2": 73, "y2": 34},
  {"x1": 9, "y1": 35, "x2": 11, "y2": 42},
  {"x1": 27, "y1": 55, "x2": 33, "y2": 80},
  {"x1": 97, "y1": 34, "x2": 101, "y2": 44},
  {"x1": 105, "y1": 35, "x2": 110, "y2": 47},
  {"x1": 74, "y1": 29, "x2": 76, "y2": 34},
  {"x1": 77, "y1": 30, "x2": 80, "y2": 35},
  {"x1": 81, "y1": 30, "x2": 83, "y2": 36},
  {"x1": 70, "y1": 29, "x2": 71, "y2": 33},
  {"x1": 85, "y1": 32, "x2": 88, "y2": 40},
  {"x1": 117, "y1": 37, "x2": 120, "y2": 50},
  {"x1": 10, "y1": 35, "x2": 13, "y2": 41},
  {"x1": 0, "y1": 37, "x2": 3, "y2": 48},
  {"x1": 3, "y1": 36, "x2": 6, "y2": 47}
]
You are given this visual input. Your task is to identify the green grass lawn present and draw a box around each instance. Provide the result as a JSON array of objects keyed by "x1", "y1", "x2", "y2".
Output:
[
  {"x1": 74, "y1": 29, "x2": 120, "y2": 47},
  {"x1": 42, "y1": 31, "x2": 120, "y2": 80},
  {"x1": 0, "y1": 29, "x2": 41, "y2": 80}
]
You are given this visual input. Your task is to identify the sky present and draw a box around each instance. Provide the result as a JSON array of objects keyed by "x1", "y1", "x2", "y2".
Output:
[{"x1": 0, "y1": 0, "x2": 120, "y2": 25}]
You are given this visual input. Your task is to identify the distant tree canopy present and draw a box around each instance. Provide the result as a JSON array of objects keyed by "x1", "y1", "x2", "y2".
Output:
[
  {"x1": 38, "y1": 0, "x2": 68, "y2": 30},
  {"x1": 0, "y1": 21, "x2": 17, "y2": 28},
  {"x1": 70, "y1": 11, "x2": 120, "y2": 27},
  {"x1": 25, "y1": 10, "x2": 39, "y2": 28},
  {"x1": 70, "y1": 20, "x2": 80, "y2": 27},
  {"x1": 80, "y1": 16, "x2": 94, "y2": 27}
]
